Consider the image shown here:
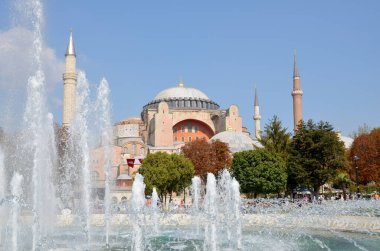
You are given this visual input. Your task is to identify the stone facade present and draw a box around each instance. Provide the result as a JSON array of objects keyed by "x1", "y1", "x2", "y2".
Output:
[
  {"x1": 114, "y1": 83, "x2": 245, "y2": 155},
  {"x1": 60, "y1": 34, "x2": 311, "y2": 200}
]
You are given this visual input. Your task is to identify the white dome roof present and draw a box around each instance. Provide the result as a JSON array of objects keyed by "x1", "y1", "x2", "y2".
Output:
[
  {"x1": 209, "y1": 131, "x2": 262, "y2": 153},
  {"x1": 340, "y1": 136, "x2": 354, "y2": 149},
  {"x1": 154, "y1": 86, "x2": 210, "y2": 101}
]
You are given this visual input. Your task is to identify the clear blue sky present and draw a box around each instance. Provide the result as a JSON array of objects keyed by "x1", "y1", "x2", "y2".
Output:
[{"x1": 0, "y1": 0, "x2": 379, "y2": 136}]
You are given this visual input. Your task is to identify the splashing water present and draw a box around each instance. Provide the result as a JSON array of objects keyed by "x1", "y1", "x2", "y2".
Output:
[
  {"x1": 151, "y1": 188, "x2": 160, "y2": 234},
  {"x1": 0, "y1": 145, "x2": 5, "y2": 206},
  {"x1": 191, "y1": 176, "x2": 202, "y2": 235},
  {"x1": 0, "y1": 146, "x2": 5, "y2": 247},
  {"x1": 70, "y1": 71, "x2": 92, "y2": 242},
  {"x1": 11, "y1": 172, "x2": 23, "y2": 251},
  {"x1": 21, "y1": 0, "x2": 56, "y2": 249},
  {"x1": 218, "y1": 170, "x2": 233, "y2": 243},
  {"x1": 131, "y1": 174, "x2": 146, "y2": 251},
  {"x1": 231, "y1": 177, "x2": 242, "y2": 250},
  {"x1": 95, "y1": 78, "x2": 112, "y2": 247},
  {"x1": 191, "y1": 176, "x2": 201, "y2": 211},
  {"x1": 204, "y1": 173, "x2": 217, "y2": 251}
]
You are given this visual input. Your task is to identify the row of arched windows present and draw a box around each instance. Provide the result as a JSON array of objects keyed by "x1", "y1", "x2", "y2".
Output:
[{"x1": 143, "y1": 99, "x2": 219, "y2": 110}]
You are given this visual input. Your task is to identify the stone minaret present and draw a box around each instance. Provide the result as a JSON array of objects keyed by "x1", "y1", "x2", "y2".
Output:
[
  {"x1": 253, "y1": 87, "x2": 261, "y2": 139},
  {"x1": 292, "y1": 50, "x2": 303, "y2": 132},
  {"x1": 62, "y1": 31, "x2": 77, "y2": 127}
]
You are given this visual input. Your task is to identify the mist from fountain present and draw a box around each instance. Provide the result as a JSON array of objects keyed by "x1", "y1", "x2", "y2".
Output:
[
  {"x1": 0, "y1": 145, "x2": 5, "y2": 206},
  {"x1": 10, "y1": 172, "x2": 23, "y2": 251},
  {"x1": 69, "y1": 71, "x2": 92, "y2": 242},
  {"x1": 131, "y1": 174, "x2": 146, "y2": 251},
  {"x1": 191, "y1": 176, "x2": 201, "y2": 211},
  {"x1": 0, "y1": 146, "x2": 5, "y2": 248},
  {"x1": 20, "y1": 0, "x2": 57, "y2": 249},
  {"x1": 204, "y1": 173, "x2": 217, "y2": 251},
  {"x1": 197, "y1": 170, "x2": 244, "y2": 250},
  {"x1": 151, "y1": 188, "x2": 160, "y2": 234},
  {"x1": 95, "y1": 78, "x2": 113, "y2": 247},
  {"x1": 231, "y1": 177, "x2": 242, "y2": 249},
  {"x1": 218, "y1": 170, "x2": 233, "y2": 244},
  {"x1": 191, "y1": 176, "x2": 202, "y2": 235}
]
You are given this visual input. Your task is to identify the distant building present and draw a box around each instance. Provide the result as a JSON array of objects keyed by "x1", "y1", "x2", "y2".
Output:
[
  {"x1": 62, "y1": 33, "x2": 352, "y2": 201},
  {"x1": 90, "y1": 80, "x2": 255, "y2": 200}
]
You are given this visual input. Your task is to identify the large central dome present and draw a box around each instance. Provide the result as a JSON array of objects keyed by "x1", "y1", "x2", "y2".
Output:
[
  {"x1": 143, "y1": 81, "x2": 220, "y2": 111},
  {"x1": 154, "y1": 86, "x2": 210, "y2": 101}
]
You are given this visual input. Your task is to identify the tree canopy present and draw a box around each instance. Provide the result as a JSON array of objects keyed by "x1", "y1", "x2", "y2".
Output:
[
  {"x1": 333, "y1": 172, "x2": 353, "y2": 200},
  {"x1": 348, "y1": 128, "x2": 380, "y2": 184},
  {"x1": 287, "y1": 120, "x2": 347, "y2": 195},
  {"x1": 139, "y1": 152, "x2": 194, "y2": 198},
  {"x1": 259, "y1": 115, "x2": 291, "y2": 158},
  {"x1": 182, "y1": 139, "x2": 231, "y2": 182},
  {"x1": 230, "y1": 149, "x2": 287, "y2": 197}
]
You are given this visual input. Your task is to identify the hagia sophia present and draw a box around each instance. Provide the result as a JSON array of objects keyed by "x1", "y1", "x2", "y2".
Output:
[{"x1": 62, "y1": 33, "x2": 353, "y2": 200}]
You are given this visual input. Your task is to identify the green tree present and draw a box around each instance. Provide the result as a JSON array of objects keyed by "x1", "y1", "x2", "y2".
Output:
[
  {"x1": 259, "y1": 115, "x2": 291, "y2": 159},
  {"x1": 287, "y1": 120, "x2": 346, "y2": 197},
  {"x1": 172, "y1": 153, "x2": 194, "y2": 202},
  {"x1": 140, "y1": 152, "x2": 194, "y2": 202},
  {"x1": 333, "y1": 172, "x2": 353, "y2": 200},
  {"x1": 230, "y1": 149, "x2": 287, "y2": 198}
]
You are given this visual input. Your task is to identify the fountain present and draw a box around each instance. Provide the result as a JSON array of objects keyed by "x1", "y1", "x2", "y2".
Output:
[
  {"x1": 203, "y1": 173, "x2": 217, "y2": 251},
  {"x1": 131, "y1": 174, "x2": 146, "y2": 251},
  {"x1": 95, "y1": 78, "x2": 113, "y2": 248},
  {"x1": 11, "y1": 172, "x2": 23, "y2": 251},
  {"x1": 191, "y1": 176, "x2": 201, "y2": 211},
  {"x1": 20, "y1": 0, "x2": 56, "y2": 249},
  {"x1": 0, "y1": 146, "x2": 5, "y2": 212},
  {"x1": 69, "y1": 70, "x2": 92, "y2": 243},
  {"x1": 151, "y1": 188, "x2": 160, "y2": 234},
  {"x1": 0, "y1": 0, "x2": 379, "y2": 250}
]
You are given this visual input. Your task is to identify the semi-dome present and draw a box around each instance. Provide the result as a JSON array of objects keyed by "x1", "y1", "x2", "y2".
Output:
[
  {"x1": 340, "y1": 136, "x2": 354, "y2": 149},
  {"x1": 154, "y1": 86, "x2": 210, "y2": 101},
  {"x1": 209, "y1": 131, "x2": 262, "y2": 153},
  {"x1": 336, "y1": 131, "x2": 354, "y2": 149}
]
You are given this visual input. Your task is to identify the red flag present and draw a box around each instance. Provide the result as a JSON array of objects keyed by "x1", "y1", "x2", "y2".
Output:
[
  {"x1": 138, "y1": 158, "x2": 143, "y2": 164},
  {"x1": 127, "y1": 159, "x2": 135, "y2": 168}
]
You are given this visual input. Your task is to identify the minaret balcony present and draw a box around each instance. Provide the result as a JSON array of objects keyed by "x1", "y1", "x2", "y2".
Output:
[
  {"x1": 291, "y1": 90, "x2": 303, "y2": 96},
  {"x1": 254, "y1": 115, "x2": 261, "y2": 120},
  {"x1": 63, "y1": 72, "x2": 77, "y2": 81}
]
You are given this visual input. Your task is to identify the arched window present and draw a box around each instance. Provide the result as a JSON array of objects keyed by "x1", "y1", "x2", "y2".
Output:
[{"x1": 132, "y1": 144, "x2": 136, "y2": 155}]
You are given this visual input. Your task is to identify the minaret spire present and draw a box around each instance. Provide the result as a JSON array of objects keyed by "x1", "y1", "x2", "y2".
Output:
[
  {"x1": 62, "y1": 31, "x2": 77, "y2": 127},
  {"x1": 293, "y1": 49, "x2": 300, "y2": 78},
  {"x1": 253, "y1": 86, "x2": 261, "y2": 139},
  {"x1": 254, "y1": 86, "x2": 259, "y2": 107},
  {"x1": 292, "y1": 49, "x2": 303, "y2": 132},
  {"x1": 65, "y1": 30, "x2": 76, "y2": 56}
]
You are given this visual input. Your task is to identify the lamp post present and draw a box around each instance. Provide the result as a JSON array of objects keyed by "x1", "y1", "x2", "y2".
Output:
[{"x1": 352, "y1": 155, "x2": 360, "y2": 197}]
